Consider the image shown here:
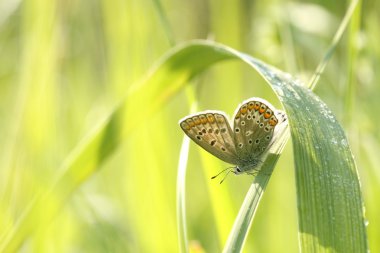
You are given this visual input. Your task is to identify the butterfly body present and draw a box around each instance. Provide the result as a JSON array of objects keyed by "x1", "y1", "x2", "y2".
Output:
[
  {"x1": 234, "y1": 160, "x2": 260, "y2": 175},
  {"x1": 179, "y1": 97, "x2": 287, "y2": 178}
]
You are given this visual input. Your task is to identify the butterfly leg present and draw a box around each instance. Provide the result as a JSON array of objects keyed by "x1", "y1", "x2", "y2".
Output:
[{"x1": 246, "y1": 170, "x2": 258, "y2": 176}]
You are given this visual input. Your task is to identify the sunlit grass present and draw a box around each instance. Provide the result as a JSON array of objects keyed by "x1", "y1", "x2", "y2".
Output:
[{"x1": 0, "y1": 0, "x2": 379, "y2": 252}]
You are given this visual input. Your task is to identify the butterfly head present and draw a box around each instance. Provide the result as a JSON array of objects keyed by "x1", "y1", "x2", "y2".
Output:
[
  {"x1": 233, "y1": 166, "x2": 244, "y2": 175},
  {"x1": 235, "y1": 160, "x2": 260, "y2": 175},
  {"x1": 211, "y1": 165, "x2": 254, "y2": 184}
]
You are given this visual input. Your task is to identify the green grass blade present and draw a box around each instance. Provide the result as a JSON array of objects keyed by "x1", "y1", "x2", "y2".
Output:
[
  {"x1": 345, "y1": 0, "x2": 362, "y2": 124},
  {"x1": 0, "y1": 40, "x2": 367, "y2": 252},
  {"x1": 151, "y1": 0, "x2": 175, "y2": 46},
  {"x1": 177, "y1": 90, "x2": 198, "y2": 253},
  {"x1": 288, "y1": 85, "x2": 367, "y2": 252},
  {"x1": 0, "y1": 114, "x2": 122, "y2": 253},
  {"x1": 223, "y1": 125, "x2": 289, "y2": 252},
  {"x1": 242, "y1": 56, "x2": 367, "y2": 252},
  {"x1": 308, "y1": 0, "x2": 359, "y2": 90},
  {"x1": 177, "y1": 135, "x2": 190, "y2": 253},
  {"x1": 0, "y1": 42, "x2": 236, "y2": 252}
]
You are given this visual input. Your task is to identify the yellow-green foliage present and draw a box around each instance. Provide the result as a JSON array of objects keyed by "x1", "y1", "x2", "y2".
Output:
[{"x1": 0, "y1": 0, "x2": 378, "y2": 252}]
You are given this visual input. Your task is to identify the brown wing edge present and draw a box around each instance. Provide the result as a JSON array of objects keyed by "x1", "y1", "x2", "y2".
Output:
[{"x1": 178, "y1": 111, "x2": 240, "y2": 164}]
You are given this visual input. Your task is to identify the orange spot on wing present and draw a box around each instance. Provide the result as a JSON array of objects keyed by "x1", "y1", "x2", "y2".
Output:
[
  {"x1": 207, "y1": 114, "x2": 215, "y2": 123},
  {"x1": 193, "y1": 116, "x2": 201, "y2": 125},
  {"x1": 259, "y1": 104, "x2": 267, "y2": 114},
  {"x1": 199, "y1": 115, "x2": 207, "y2": 124},
  {"x1": 264, "y1": 109, "x2": 272, "y2": 119},
  {"x1": 248, "y1": 102, "x2": 255, "y2": 110},
  {"x1": 186, "y1": 119, "x2": 195, "y2": 127},
  {"x1": 240, "y1": 105, "x2": 248, "y2": 115},
  {"x1": 254, "y1": 102, "x2": 260, "y2": 110},
  {"x1": 269, "y1": 116, "x2": 278, "y2": 126}
]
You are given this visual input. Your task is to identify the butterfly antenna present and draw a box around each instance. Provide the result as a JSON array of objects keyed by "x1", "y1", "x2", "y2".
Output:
[
  {"x1": 211, "y1": 167, "x2": 234, "y2": 180},
  {"x1": 219, "y1": 169, "x2": 233, "y2": 184}
]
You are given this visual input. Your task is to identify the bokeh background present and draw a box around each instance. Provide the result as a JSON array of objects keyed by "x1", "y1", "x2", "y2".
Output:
[{"x1": 0, "y1": 0, "x2": 379, "y2": 252}]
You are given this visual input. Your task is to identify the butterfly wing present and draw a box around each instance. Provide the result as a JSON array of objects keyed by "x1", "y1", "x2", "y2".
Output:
[
  {"x1": 269, "y1": 110, "x2": 288, "y2": 145},
  {"x1": 233, "y1": 98, "x2": 282, "y2": 160},
  {"x1": 179, "y1": 111, "x2": 240, "y2": 165}
]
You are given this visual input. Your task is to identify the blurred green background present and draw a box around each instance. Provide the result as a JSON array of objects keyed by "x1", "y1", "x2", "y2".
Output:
[{"x1": 0, "y1": 0, "x2": 379, "y2": 252}]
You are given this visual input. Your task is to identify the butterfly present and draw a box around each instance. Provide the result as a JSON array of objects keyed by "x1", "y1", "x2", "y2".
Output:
[{"x1": 179, "y1": 97, "x2": 287, "y2": 183}]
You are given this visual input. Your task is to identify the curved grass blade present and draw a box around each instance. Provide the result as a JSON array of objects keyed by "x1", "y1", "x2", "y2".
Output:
[
  {"x1": 238, "y1": 56, "x2": 367, "y2": 252},
  {"x1": 158, "y1": 40, "x2": 366, "y2": 252},
  {"x1": 0, "y1": 39, "x2": 367, "y2": 252},
  {"x1": 308, "y1": 0, "x2": 359, "y2": 90},
  {"x1": 177, "y1": 135, "x2": 191, "y2": 253},
  {"x1": 0, "y1": 42, "x2": 236, "y2": 253},
  {"x1": 177, "y1": 90, "x2": 198, "y2": 253},
  {"x1": 222, "y1": 124, "x2": 289, "y2": 253}
]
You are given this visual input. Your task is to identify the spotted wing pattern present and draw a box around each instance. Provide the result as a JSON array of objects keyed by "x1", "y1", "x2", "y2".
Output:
[
  {"x1": 179, "y1": 112, "x2": 240, "y2": 165},
  {"x1": 232, "y1": 99, "x2": 280, "y2": 161}
]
